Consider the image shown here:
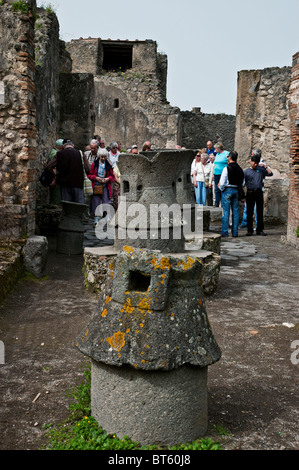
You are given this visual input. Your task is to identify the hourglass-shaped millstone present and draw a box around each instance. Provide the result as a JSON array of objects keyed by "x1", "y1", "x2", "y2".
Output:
[
  {"x1": 56, "y1": 200, "x2": 88, "y2": 255},
  {"x1": 112, "y1": 150, "x2": 198, "y2": 252},
  {"x1": 76, "y1": 245, "x2": 221, "y2": 446},
  {"x1": 77, "y1": 246, "x2": 221, "y2": 370}
]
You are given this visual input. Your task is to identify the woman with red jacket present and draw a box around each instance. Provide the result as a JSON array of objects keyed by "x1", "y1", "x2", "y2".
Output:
[{"x1": 88, "y1": 148, "x2": 115, "y2": 226}]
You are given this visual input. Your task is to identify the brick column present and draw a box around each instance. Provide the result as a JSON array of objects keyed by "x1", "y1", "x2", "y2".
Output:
[
  {"x1": 0, "y1": 1, "x2": 37, "y2": 237},
  {"x1": 287, "y1": 52, "x2": 299, "y2": 248}
]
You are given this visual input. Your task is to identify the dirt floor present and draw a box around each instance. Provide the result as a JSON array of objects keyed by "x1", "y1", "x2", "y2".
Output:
[{"x1": 0, "y1": 225, "x2": 298, "y2": 451}]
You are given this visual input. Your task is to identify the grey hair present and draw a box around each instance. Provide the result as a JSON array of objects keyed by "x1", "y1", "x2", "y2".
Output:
[
  {"x1": 201, "y1": 153, "x2": 209, "y2": 161},
  {"x1": 90, "y1": 139, "x2": 99, "y2": 146},
  {"x1": 252, "y1": 148, "x2": 261, "y2": 157},
  {"x1": 110, "y1": 142, "x2": 118, "y2": 148},
  {"x1": 99, "y1": 148, "x2": 108, "y2": 157}
]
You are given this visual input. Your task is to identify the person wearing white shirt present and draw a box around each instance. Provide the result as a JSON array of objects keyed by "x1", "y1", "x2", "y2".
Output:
[
  {"x1": 107, "y1": 142, "x2": 120, "y2": 168},
  {"x1": 191, "y1": 152, "x2": 211, "y2": 205}
]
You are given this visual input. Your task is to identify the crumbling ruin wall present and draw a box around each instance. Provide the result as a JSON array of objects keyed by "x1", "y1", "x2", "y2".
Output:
[
  {"x1": 181, "y1": 108, "x2": 236, "y2": 150},
  {"x1": 66, "y1": 38, "x2": 181, "y2": 149},
  {"x1": 93, "y1": 73, "x2": 182, "y2": 149},
  {"x1": 234, "y1": 67, "x2": 291, "y2": 223},
  {"x1": 0, "y1": 0, "x2": 37, "y2": 237},
  {"x1": 287, "y1": 52, "x2": 299, "y2": 248},
  {"x1": 34, "y1": 7, "x2": 65, "y2": 205},
  {"x1": 58, "y1": 72, "x2": 95, "y2": 151},
  {"x1": 234, "y1": 67, "x2": 291, "y2": 171}
]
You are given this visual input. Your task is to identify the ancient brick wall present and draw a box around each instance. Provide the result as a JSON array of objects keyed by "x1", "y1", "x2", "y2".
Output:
[
  {"x1": 287, "y1": 52, "x2": 299, "y2": 248},
  {"x1": 0, "y1": 0, "x2": 37, "y2": 237}
]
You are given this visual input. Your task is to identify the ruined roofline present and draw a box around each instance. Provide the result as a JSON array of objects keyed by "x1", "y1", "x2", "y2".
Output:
[
  {"x1": 238, "y1": 65, "x2": 291, "y2": 74},
  {"x1": 68, "y1": 37, "x2": 156, "y2": 46}
]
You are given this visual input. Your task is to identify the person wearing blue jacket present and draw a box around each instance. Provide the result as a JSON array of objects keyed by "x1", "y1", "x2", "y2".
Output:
[{"x1": 214, "y1": 142, "x2": 229, "y2": 206}]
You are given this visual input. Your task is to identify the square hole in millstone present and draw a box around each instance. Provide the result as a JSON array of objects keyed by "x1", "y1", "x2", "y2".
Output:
[{"x1": 128, "y1": 270, "x2": 151, "y2": 292}]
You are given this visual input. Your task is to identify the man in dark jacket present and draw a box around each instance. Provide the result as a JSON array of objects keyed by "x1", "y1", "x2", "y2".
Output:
[
  {"x1": 244, "y1": 154, "x2": 273, "y2": 236},
  {"x1": 48, "y1": 139, "x2": 87, "y2": 204},
  {"x1": 219, "y1": 151, "x2": 244, "y2": 237}
]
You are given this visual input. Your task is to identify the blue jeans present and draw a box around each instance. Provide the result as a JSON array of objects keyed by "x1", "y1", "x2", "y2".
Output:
[
  {"x1": 194, "y1": 181, "x2": 207, "y2": 205},
  {"x1": 214, "y1": 174, "x2": 222, "y2": 206},
  {"x1": 221, "y1": 187, "x2": 239, "y2": 237}
]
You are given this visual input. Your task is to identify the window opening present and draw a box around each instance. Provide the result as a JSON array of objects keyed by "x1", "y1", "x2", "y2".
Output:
[{"x1": 102, "y1": 44, "x2": 133, "y2": 72}]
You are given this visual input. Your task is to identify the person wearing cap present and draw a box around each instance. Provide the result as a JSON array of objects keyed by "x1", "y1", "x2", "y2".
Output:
[
  {"x1": 131, "y1": 145, "x2": 138, "y2": 154},
  {"x1": 47, "y1": 139, "x2": 88, "y2": 204}
]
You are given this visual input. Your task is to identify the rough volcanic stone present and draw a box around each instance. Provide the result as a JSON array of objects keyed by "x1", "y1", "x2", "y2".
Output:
[
  {"x1": 77, "y1": 246, "x2": 221, "y2": 371},
  {"x1": 22, "y1": 235, "x2": 48, "y2": 278}
]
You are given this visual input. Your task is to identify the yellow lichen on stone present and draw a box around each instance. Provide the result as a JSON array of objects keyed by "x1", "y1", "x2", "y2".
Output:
[
  {"x1": 137, "y1": 297, "x2": 151, "y2": 310},
  {"x1": 101, "y1": 308, "x2": 108, "y2": 318},
  {"x1": 177, "y1": 256, "x2": 196, "y2": 270},
  {"x1": 106, "y1": 331, "x2": 126, "y2": 351},
  {"x1": 123, "y1": 246, "x2": 134, "y2": 254},
  {"x1": 105, "y1": 296, "x2": 112, "y2": 304},
  {"x1": 120, "y1": 298, "x2": 135, "y2": 314},
  {"x1": 150, "y1": 256, "x2": 172, "y2": 270}
]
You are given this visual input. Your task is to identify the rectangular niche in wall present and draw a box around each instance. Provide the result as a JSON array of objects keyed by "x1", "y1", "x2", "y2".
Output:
[{"x1": 102, "y1": 43, "x2": 133, "y2": 72}]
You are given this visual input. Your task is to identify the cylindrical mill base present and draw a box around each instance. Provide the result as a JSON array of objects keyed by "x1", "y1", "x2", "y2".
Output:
[{"x1": 91, "y1": 360, "x2": 208, "y2": 447}]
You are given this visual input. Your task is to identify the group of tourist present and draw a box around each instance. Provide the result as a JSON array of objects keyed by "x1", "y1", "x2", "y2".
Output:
[
  {"x1": 191, "y1": 141, "x2": 273, "y2": 238},
  {"x1": 45, "y1": 137, "x2": 152, "y2": 226},
  {"x1": 45, "y1": 136, "x2": 274, "y2": 238}
]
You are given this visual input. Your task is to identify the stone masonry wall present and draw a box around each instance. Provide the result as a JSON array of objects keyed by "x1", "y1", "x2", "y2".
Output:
[
  {"x1": 234, "y1": 67, "x2": 291, "y2": 172},
  {"x1": 34, "y1": 7, "x2": 63, "y2": 205},
  {"x1": 94, "y1": 73, "x2": 182, "y2": 149},
  {"x1": 0, "y1": 0, "x2": 37, "y2": 237},
  {"x1": 234, "y1": 67, "x2": 291, "y2": 224},
  {"x1": 181, "y1": 108, "x2": 236, "y2": 151},
  {"x1": 58, "y1": 73, "x2": 95, "y2": 151},
  {"x1": 287, "y1": 52, "x2": 299, "y2": 248},
  {"x1": 66, "y1": 38, "x2": 181, "y2": 149}
]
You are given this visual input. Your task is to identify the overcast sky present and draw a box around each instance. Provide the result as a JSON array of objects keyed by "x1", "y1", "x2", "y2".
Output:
[{"x1": 37, "y1": 0, "x2": 299, "y2": 115}]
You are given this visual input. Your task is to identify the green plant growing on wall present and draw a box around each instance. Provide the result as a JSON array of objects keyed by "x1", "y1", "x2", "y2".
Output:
[
  {"x1": 12, "y1": 0, "x2": 31, "y2": 14},
  {"x1": 38, "y1": 2, "x2": 56, "y2": 13},
  {"x1": 296, "y1": 226, "x2": 299, "y2": 237}
]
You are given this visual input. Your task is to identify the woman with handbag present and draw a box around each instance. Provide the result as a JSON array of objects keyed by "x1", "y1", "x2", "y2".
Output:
[
  {"x1": 88, "y1": 148, "x2": 115, "y2": 226},
  {"x1": 191, "y1": 151, "x2": 211, "y2": 205}
]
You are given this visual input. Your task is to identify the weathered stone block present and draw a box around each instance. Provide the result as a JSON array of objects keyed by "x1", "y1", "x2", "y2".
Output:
[{"x1": 22, "y1": 235, "x2": 48, "y2": 278}]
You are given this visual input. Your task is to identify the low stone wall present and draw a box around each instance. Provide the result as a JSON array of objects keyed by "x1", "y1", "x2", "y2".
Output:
[
  {"x1": 0, "y1": 238, "x2": 24, "y2": 303},
  {"x1": 0, "y1": 235, "x2": 48, "y2": 303}
]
